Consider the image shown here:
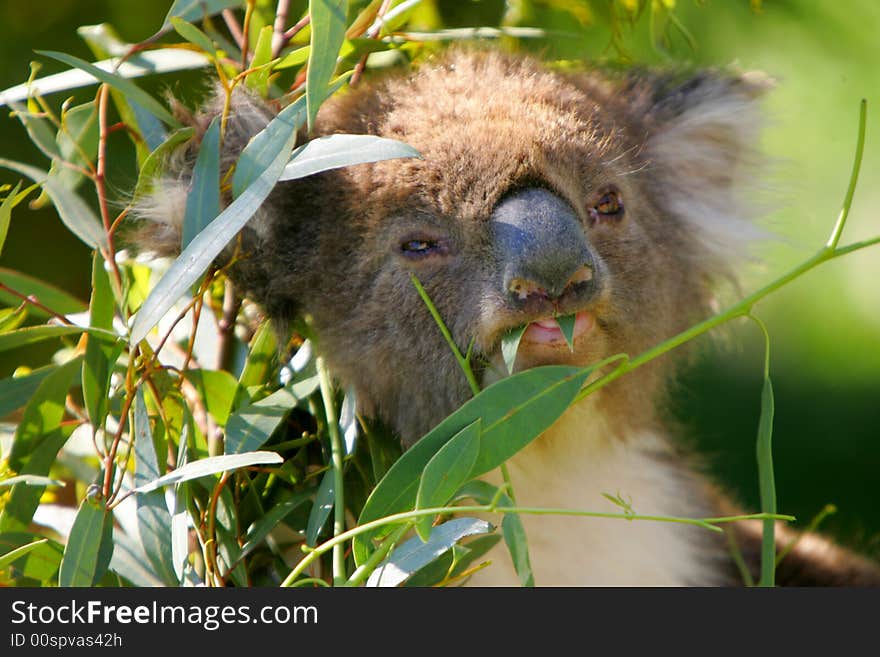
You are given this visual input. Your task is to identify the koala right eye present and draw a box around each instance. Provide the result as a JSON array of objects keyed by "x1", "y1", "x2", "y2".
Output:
[{"x1": 399, "y1": 238, "x2": 447, "y2": 259}]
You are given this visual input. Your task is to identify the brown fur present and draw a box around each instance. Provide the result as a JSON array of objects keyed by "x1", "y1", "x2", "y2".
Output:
[{"x1": 131, "y1": 49, "x2": 880, "y2": 586}]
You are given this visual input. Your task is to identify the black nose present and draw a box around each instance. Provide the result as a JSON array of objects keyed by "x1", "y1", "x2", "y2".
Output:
[{"x1": 490, "y1": 187, "x2": 598, "y2": 305}]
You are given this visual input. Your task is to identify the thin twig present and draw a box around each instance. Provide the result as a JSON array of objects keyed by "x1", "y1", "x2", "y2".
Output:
[
  {"x1": 272, "y1": 0, "x2": 292, "y2": 58},
  {"x1": 222, "y1": 9, "x2": 246, "y2": 50}
]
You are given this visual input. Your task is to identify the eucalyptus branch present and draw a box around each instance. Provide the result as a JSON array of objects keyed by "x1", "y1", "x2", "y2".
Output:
[
  {"x1": 316, "y1": 355, "x2": 347, "y2": 585},
  {"x1": 281, "y1": 504, "x2": 793, "y2": 586}
]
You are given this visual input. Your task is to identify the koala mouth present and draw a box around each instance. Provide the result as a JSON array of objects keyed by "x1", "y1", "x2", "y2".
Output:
[{"x1": 521, "y1": 311, "x2": 595, "y2": 348}]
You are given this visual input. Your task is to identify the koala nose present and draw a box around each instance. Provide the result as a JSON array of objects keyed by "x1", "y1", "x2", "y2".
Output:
[{"x1": 491, "y1": 187, "x2": 598, "y2": 304}]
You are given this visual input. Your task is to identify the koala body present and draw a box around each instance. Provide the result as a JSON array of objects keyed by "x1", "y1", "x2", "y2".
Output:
[{"x1": 137, "y1": 49, "x2": 880, "y2": 586}]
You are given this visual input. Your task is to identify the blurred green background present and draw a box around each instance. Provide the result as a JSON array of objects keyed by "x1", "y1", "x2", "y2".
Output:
[{"x1": 0, "y1": 1, "x2": 877, "y2": 555}]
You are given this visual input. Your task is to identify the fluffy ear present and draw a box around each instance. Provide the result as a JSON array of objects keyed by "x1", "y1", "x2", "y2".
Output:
[{"x1": 640, "y1": 71, "x2": 774, "y2": 262}]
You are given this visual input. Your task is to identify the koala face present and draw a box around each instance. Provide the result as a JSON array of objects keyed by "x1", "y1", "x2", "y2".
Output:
[{"x1": 140, "y1": 49, "x2": 766, "y2": 444}]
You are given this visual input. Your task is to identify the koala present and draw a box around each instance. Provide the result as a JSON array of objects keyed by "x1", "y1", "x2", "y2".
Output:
[{"x1": 135, "y1": 49, "x2": 880, "y2": 586}]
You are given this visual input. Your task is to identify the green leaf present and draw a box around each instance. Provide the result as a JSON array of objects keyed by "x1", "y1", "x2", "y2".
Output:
[
  {"x1": 0, "y1": 475, "x2": 64, "y2": 489},
  {"x1": 6, "y1": 357, "x2": 82, "y2": 472},
  {"x1": 555, "y1": 313, "x2": 576, "y2": 351},
  {"x1": 280, "y1": 134, "x2": 420, "y2": 181},
  {"x1": 170, "y1": 17, "x2": 220, "y2": 57},
  {"x1": 184, "y1": 369, "x2": 242, "y2": 427},
  {"x1": 133, "y1": 388, "x2": 178, "y2": 586},
  {"x1": 0, "y1": 268, "x2": 87, "y2": 318},
  {"x1": 232, "y1": 97, "x2": 306, "y2": 198},
  {"x1": 501, "y1": 325, "x2": 527, "y2": 375},
  {"x1": 225, "y1": 387, "x2": 297, "y2": 454},
  {"x1": 0, "y1": 181, "x2": 22, "y2": 257},
  {"x1": 0, "y1": 307, "x2": 27, "y2": 334},
  {"x1": 8, "y1": 101, "x2": 60, "y2": 160},
  {"x1": 58, "y1": 498, "x2": 115, "y2": 587},
  {"x1": 130, "y1": 451, "x2": 283, "y2": 494},
  {"x1": 46, "y1": 101, "x2": 99, "y2": 195},
  {"x1": 306, "y1": 0, "x2": 349, "y2": 131},
  {"x1": 0, "y1": 50, "x2": 209, "y2": 108},
  {"x1": 305, "y1": 470, "x2": 336, "y2": 547},
  {"x1": 235, "y1": 492, "x2": 310, "y2": 564},
  {"x1": 0, "y1": 325, "x2": 92, "y2": 353},
  {"x1": 366, "y1": 517, "x2": 492, "y2": 587},
  {"x1": 181, "y1": 116, "x2": 221, "y2": 248},
  {"x1": 238, "y1": 320, "x2": 277, "y2": 388},
  {"x1": 458, "y1": 480, "x2": 534, "y2": 586},
  {"x1": 132, "y1": 127, "x2": 195, "y2": 201},
  {"x1": 0, "y1": 539, "x2": 49, "y2": 570},
  {"x1": 161, "y1": 0, "x2": 243, "y2": 31},
  {"x1": 756, "y1": 373, "x2": 776, "y2": 587},
  {"x1": 36, "y1": 51, "x2": 181, "y2": 128},
  {"x1": 354, "y1": 364, "x2": 591, "y2": 565},
  {"x1": 246, "y1": 25, "x2": 275, "y2": 95},
  {"x1": 0, "y1": 533, "x2": 63, "y2": 583},
  {"x1": 82, "y1": 252, "x2": 121, "y2": 433},
  {"x1": 129, "y1": 107, "x2": 300, "y2": 345},
  {"x1": 414, "y1": 420, "x2": 480, "y2": 541},
  {"x1": 403, "y1": 533, "x2": 501, "y2": 587},
  {"x1": 0, "y1": 158, "x2": 106, "y2": 249}
]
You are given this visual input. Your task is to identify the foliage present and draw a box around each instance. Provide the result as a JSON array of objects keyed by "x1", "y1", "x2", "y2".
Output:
[{"x1": 0, "y1": 0, "x2": 875, "y2": 588}]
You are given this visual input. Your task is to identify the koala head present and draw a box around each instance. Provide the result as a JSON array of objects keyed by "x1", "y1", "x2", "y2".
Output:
[{"x1": 136, "y1": 49, "x2": 768, "y2": 445}]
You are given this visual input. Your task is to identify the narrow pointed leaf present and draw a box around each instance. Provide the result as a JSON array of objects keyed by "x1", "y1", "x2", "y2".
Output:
[
  {"x1": 0, "y1": 367, "x2": 58, "y2": 418},
  {"x1": 0, "y1": 50, "x2": 209, "y2": 107},
  {"x1": 246, "y1": 25, "x2": 275, "y2": 94},
  {"x1": 232, "y1": 97, "x2": 306, "y2": 197},
  {"x1": 366, "y1": 518, "x2": 492, "y2": 587},
  {"x1": 0, "y1": 326, "x2": 85, "y2": 353},
  {"x1": 501, "y1": 325, "x2": 527, "y2": 375},
  {"x1": 415, "y1": 420, "x2": 480, "y2": 541},
  {"x1": 170, "y1": 17, "x2": 220, "y2": 57},
  {"x1": 306, "y1": 0, "x2": 349, "y2": 131},
  {"x1": 0, "y1": 158, "x2": 105, "y2": 249},
  {"x1": 305, "y1": 470, "x2": 336, "y2": 547},
  {"x1": 181, "y1": 115, "x2": 221, "y2": 247},
  {"x1": 133, "y1": 388, "x2": 178, "y2": 585},
  {"x1": 132, "y1": 127, "x2": 195, "y2": 201},
  {"x1": 35, "y1": 51, "x2": 181, "y2": 128},
  {"x1": 225, "y1": 387, "x2": 298, "y2": 454},
  {"x1": 0, "y1": 533, "x2": 63, "y2": 583},
  {"x1": 58, "y1": 498, "x2": 114, "y2": 586},
  {"x1": 161, "y1": 0, "x2": 243, "y2": 31},
  {"x1": 0, "y1": 268, "x2": 88, "y2": 318},
  {"x1": 0, "y1": 475, "x2": 63, "y2": 489},
  {"x1": 0, "y1": 181, "x2": 22, "y2": 256},
  {"x1": 82, "y1": 252, "x2": 120, "y2": 432},
  {"x1": 236, "y1": 493, "x2": 310, "y2": 563},
  {"x1": 0, "y1": 539, "x2": 49, "y2": 570},
  {"x1": 129, "y1": 114, "x2": 299, "y2": 345},
  {"x1": 555, "y1": 313, "x2": 576, "y2": 351},
  {"x1": 354, "y1": 364, "x2": 591, "y2": 565},
  {"x1": 280, "y1": 134, "x2": 420, "y2": 181},
  {"x1": 131, "y1": 451, "x2": 283, "y2": 494}
]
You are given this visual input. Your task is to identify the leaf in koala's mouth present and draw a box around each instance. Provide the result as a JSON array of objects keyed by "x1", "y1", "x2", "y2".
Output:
[
  {"x1": 501, "y1": 324, "x2": 528, "y2": 375},
  {"x1": 555, "y1": 313, "x2": 577, "y2": 352}
]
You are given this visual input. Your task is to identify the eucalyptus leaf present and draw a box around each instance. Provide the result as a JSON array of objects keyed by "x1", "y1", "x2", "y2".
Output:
[
  {"x1": 0, "y1": 539, "x2": 49, "y2": 572},
  {"x1": 133, "y1": 388, "x2": 178, "y2": 585},
  {"x1": 129, "y1": 109, "x2": 300, "y2": 345},
  {"x1": 225, "y1": 387, "x2": 297, "y2": 454},
  {"x1": 555, "y1": 313, "x2": 577, "y2": 352},
  {"x1": 170, "y1": 17, "x2": 220, "y2": 57},
  {"x1": 0, "y1": 181, "x2": 22, "y2": 257},
  {"x1": 306, "y1": 0, "x2": 348, "y2": 130},
  {"x1": 0, "y1": 267, "x2": 88, "y2": 318},
  {"x1": 414, "y1": 420, "x2": 480, "y2": 541},
  {"x1": 354, "y1": 364, "x2": 591, "y2": 566},
  {"x1": 0, "y1": 475, "x2": 64, "y2": 489},
  {"x1": 58, "y1": 498, "x2": 115, "y2": 587},
  {"x1": 82, "y1": 252, "x2": 120, "y2": 433},
  {"x1": 501, "y1": 324, "x2": 527, "y2": 375},
  {"x1": 181, "y1": 115, "x2": 221, "y2": 248},
  {"x1": 280, "y1": 134, "x2": 420, "y2": 182},
  {"x1": 35, "y1": 51, "x2": 182, "y2": 128},
  {"x1": 0, "y1": 158, "x2": 106, "y2": 249},
  {"x1": 305, "y1": 470, "x2": 336, "y2": 547},
  {"x1": 0, "y1": 49, "x2": 209, "y2": 107},
  {"x1": 161, "y1": 0, "x2": 243, "y2": 31},
  {"x1": 132, "y1": 127, "x2": 195, "y2": 201},
  {"x1": 366, "y1": 517, "x2": 492, "y2": 587},
  {"x1": 131, "y1": 451, "x2": 283, "y2": 494},
  {"x1": 0, "y1": 533, "x2": 63, "y2": 583}
]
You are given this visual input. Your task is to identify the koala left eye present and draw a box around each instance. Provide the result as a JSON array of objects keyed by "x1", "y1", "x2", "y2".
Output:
[
  {"x1": 589, "y1": 189, "x2": 624, "y2": 224},
  {"x1": 399, "y1": 237, "x2": 448, "y2": 259}
]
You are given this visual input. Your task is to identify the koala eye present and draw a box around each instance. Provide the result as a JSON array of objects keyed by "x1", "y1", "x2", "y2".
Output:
[
  {"x1": 399, "y1": 237, "x2": 447, "y2": 259},
  {"x1": 589, "y1": 188, "x2": 624, "y2": 224}
]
